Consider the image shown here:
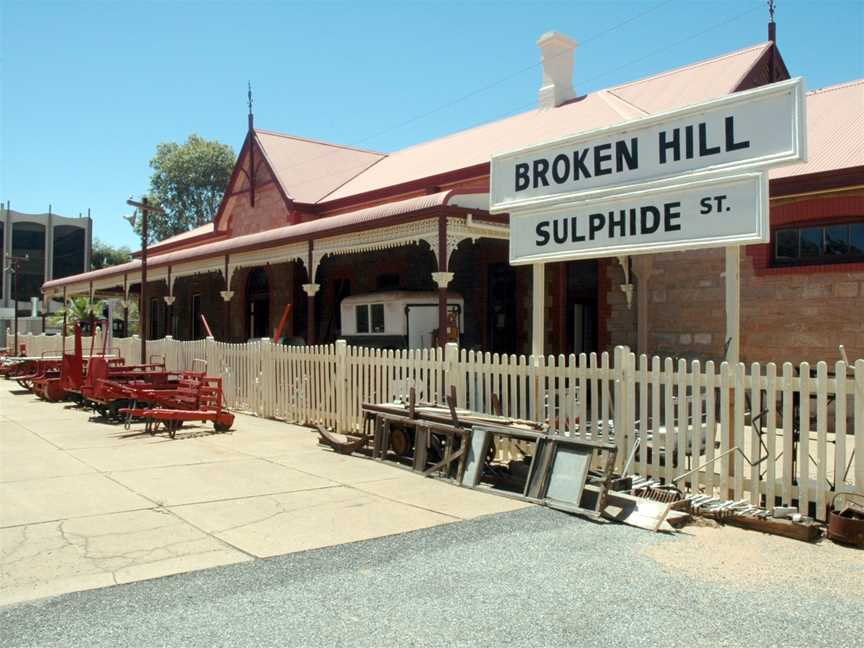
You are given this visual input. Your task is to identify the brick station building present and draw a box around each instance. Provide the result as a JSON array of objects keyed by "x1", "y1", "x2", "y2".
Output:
[{"x1": 43, "y1": 30, "x2": 864, "y2": 365}]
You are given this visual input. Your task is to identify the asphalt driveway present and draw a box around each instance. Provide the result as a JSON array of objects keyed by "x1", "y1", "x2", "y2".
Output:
[{"x1": 1, "y1": 506, "x2": 860, "y2": 648}]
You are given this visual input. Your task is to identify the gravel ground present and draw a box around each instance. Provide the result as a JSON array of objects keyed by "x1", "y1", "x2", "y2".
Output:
[{"x1": 1, "y1": 507, "x2": 860, "y2": 648}]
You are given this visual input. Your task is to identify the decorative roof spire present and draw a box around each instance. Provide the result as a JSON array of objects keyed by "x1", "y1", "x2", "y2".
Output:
[
  {"x1": 247, "y1": 81, "x2": 254, "y2": 131},
  {"x1": 768, "y1": 0, "x2": 776, "y2": 42}
]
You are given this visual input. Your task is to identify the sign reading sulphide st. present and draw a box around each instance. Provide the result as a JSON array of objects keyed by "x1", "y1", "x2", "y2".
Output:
[{"x1": 509, "y1": 171, "x2": 769, "y2": 264}]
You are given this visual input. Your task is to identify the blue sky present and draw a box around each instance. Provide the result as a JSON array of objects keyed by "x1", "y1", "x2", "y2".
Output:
[{"x1": 1, "y1": 0, "x2": 862, "y2": 249}]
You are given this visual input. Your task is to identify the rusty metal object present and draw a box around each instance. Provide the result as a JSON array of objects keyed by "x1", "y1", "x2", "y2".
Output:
[
  {"x1": 633, "y1": 485, "x2": 683, "y2": 504},
  {"x1": 827, "y1": 493, "x2": 864, "y2": 547},
  {"x1": 316, "y1": 424, "x2": 369, "y2": 455}
]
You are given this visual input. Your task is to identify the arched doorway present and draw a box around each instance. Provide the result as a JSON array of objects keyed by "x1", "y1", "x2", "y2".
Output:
[{"x1": 245, "y1": 267, "x2": 270, "y2": 339}]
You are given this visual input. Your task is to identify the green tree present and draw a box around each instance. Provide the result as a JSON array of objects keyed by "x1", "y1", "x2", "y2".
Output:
[
  {"x1": 49, "y1": 297, "x2": 139, "y2": 335},
  {"x1": 90, "y1": 239, "x2": 132, "y2": 270},
  {"x1": 142, "y1": 134, "x2": 235, "y2": 243},
  {"x1": 49, "y1": 296, "x2": 105, "y2": 328}
]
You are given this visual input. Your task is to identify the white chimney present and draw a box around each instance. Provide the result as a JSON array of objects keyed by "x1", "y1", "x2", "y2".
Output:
[{"x1": 537, "y1": 31, "x2": 578, "y2": 109}]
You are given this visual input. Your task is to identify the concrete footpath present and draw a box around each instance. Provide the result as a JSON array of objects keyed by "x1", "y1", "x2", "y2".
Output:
[{"x1": 0, "y1": 381, "x2": 527, "y2": 606}]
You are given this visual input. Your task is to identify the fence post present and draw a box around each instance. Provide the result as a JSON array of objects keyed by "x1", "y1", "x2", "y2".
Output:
[
  {"x1": 335, "y1": 339, "x2": 347, "y2": 431},
  {"x1": 163, "y1": 335, "x2": 173, "y2": 369},
  {"x1": 444, "y1": 342, "x2": 459, "y2": 403},
  {"x1": 855, "y1": 359, "x2": 864, "y2": 493},
  {"x1": 612, "y1": 346, "x2": 630, "y2": 471}
]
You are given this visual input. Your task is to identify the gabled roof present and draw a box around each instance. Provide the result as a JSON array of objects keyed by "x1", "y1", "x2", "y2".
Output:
[
  {"x1": 604, "y1": 43, "x2": 772, "y2": 114},
  {"x1": 253, "y1": 130, "x2": 385, "y2": 204},
  {"x1": 770, "y1": 79, "x2": 864, "y2": 180}
]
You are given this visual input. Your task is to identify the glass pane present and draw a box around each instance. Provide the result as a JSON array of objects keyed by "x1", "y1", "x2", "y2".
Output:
[
  {"x1": 371, "y1": 304, "x2": 385, "y2": 333},
  {"x1": 775, "y1": 229, "x2": 798, "y2": 259},
  {"x1": 851, "y1": 223, "x2": 864, "y2": 256},
  {"x1": 800, "y1": 227, "x2": 822, "y2": 257},
  {"x1": 355, "y1": 305, "x2": 369, "y2": 333},
  {"x1": 824, "y1": 225, "x2": 849, "y2": 255}
]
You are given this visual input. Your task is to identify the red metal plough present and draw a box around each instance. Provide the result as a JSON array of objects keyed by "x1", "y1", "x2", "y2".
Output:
[
  {"x1": 10, "y1": 355, "x2": 62, "y2": 391},
  {"x1": 31, "y1": 325, "x2": 89, "y2": 402},
  {"x1": 123, "y1": 375, "x2": 234, "y2": 438},
  {"x1": 81, "y1": 356, "x2": 173, "y2": 419}
]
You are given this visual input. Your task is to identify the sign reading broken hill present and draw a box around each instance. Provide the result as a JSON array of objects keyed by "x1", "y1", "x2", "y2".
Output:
[{"x1": 490, "y1": 78, "x2": 807, "y2": 264}]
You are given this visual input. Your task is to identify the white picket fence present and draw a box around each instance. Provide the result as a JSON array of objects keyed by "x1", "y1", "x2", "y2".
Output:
[{"x1": 9, "y1": 330, "x2": 863, "y2": 520}]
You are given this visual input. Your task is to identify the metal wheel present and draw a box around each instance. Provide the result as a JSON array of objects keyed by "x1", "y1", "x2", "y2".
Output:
[{"x1": 389, "y1": 427, "x2": 412, "y2": 457}]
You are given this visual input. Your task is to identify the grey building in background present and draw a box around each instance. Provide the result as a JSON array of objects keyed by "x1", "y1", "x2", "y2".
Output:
[{"x1": 1, "y1": 204, "x2": 92, "y2": 311}]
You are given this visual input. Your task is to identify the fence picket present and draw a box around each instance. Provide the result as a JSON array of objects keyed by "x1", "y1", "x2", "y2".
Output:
[
  {"x1": 855, "y1": 360, "x2": 863, "y2": 498},
  {"x1": 765, "y1": 363, "x2": 777, "y2": 510},
  {"x1": 799, "y1": 362, "x2": 811, "y2": 515},
  {"x1": 637, "y1": 354, "x2": 648, "y2": 477},
  {"x1": 676, "y1": 358, "x2": 687, "y2": 479},
  {"x1": 719, "y1": 362, "x2": 730, "y2": 498},
  {"x1": 734, "y1": 362, "x2": 746, "y2": 501},
  {"x1": 750, "y1": 362, "x2": 762, "y2": 507},
  {"x1": 815, "y1": 362, "x2": 828, "y2": 516},
  {"x1": 704, "y1": 361, "x2": 716, "y2": 495}
]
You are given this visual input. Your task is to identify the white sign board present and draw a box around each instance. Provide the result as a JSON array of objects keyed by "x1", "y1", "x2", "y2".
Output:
[
  {"x1": 509, "y1": 172, "x2": 768, "y2": 265},
  {"x1": 491, "y1": 78, "x2": 806, "y2": 213}
]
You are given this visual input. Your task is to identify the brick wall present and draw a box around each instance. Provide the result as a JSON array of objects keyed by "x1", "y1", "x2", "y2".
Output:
[
  {"x1": 603, "y1": 190, "x2": 864, "y2": 364},
  {"x1": 224, "y1": 183, "x2": 291, "y2": 236},
  {"x1": 173, "y1": 272, "x2": 227, "y2": 340}
]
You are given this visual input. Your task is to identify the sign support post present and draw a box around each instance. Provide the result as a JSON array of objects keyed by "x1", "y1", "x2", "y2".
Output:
[
  {"x1": 532, "y1": 262, "x2": 545, "y2": 423},
  {"x1": 532, "y1": 263, "x2": 545, "y2": 358},
  {"x1": 724, "y1": 246, "x2": 740, "y2": 365},
  {"x1": 725, "y1": 244, "x2": 741, "y2": 496}
]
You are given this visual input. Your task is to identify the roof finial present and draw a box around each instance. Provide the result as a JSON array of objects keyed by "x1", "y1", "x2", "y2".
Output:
[
  {"x1": 247, "y1": 81, "x2": 254, "y2": 130},
  {"x1": 767, "y1": 0, "x2": 777, "y2": 42}
]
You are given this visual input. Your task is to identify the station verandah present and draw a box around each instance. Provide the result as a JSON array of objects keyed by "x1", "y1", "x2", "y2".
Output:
[{"x1": 51, "y1": 234, "x2": 605, "y2": 360}]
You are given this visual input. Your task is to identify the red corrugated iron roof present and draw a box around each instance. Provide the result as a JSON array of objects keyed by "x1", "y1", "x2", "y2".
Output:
[
  {"x1": 604, "y1": 43, "x2": 772, "y2": 115},
  {"x1": 770, "y1": 79, "x2": 864, "y2": 179},
  {"x1": 254, "y1": 130, "x2": 385, "y2": 204},
  {"x1": 139, "y1": 223, "x2": 217, "y2": 256},
  {"x1": 43, "y1": 191, "x2": 469, "y2": 290}
]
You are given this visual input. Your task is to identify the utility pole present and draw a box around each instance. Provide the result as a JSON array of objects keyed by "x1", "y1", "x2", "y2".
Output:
[
  {"x1": 4, "y1": 254, "x2": 28, "y2": 355},
  {"x1": 125, "y1": 196, "x2": 163, "y2": 362}
]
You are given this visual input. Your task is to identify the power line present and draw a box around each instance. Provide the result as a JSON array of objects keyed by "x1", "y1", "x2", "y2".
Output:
[
  {"x1": 246, "y1": 0, "x2": 678, "y2": 183},
  {"x1": 267, "y1": 1, "x2": 767, "y2": 204},
  {"x1": 344, "y1": 0, "x2": 678, "y2": 148}
]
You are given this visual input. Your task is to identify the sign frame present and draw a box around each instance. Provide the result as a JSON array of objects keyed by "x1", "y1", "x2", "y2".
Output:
[
  {"x1": 490, "y1": 77, "x2": 806, "y2": 214},
  {"x1": 507, "y1": 170, "x2": 769, "y2": 265}
]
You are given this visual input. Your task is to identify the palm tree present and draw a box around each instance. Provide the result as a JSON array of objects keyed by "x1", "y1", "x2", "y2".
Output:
[
  {"x1": 49, "y1": 297, "x2": 105, "y2": 332},
  {"x1": 49, "y1": 297, "x2": 140, "y2": 337}
]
